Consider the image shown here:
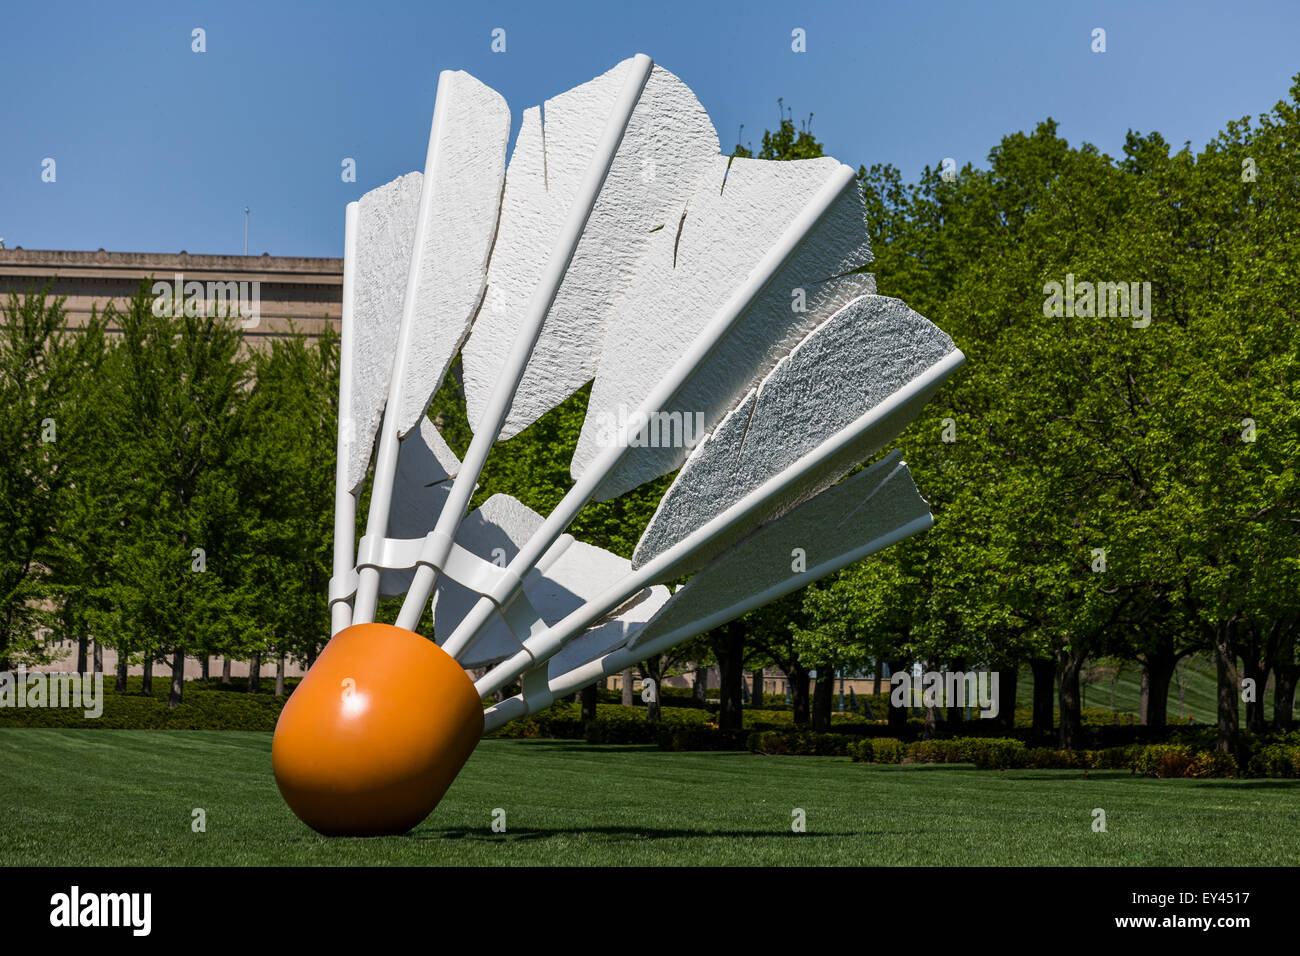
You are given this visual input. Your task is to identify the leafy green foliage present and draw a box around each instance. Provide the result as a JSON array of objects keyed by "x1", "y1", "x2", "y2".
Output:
[{"x1": 801, "y1": 76, "x2": 1300, "y2": 751}]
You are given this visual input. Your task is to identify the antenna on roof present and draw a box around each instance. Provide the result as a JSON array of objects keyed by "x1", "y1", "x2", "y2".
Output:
[{"x1": 243, "y1": 207, "x2": 250, "y2": 255}]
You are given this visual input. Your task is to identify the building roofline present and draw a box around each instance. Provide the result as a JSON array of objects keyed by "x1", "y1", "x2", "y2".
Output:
[{"x1": 0, "y1": 247, "x2": 342, "y2": 277}]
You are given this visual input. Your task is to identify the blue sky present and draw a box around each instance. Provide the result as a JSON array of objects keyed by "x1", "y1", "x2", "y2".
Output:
[{"x1": 2, "y1": 0, "x2": 1297, "y2": 258}]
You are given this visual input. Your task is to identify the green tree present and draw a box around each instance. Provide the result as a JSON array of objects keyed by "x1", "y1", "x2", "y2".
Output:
[
  {"x1": 100, "y1": 282, "x2": 249, "y2": 707},
  {"x1": 235, "y1": 328, "x2": 339, "y2": 694},
  {"x1": 0, "y1": 288, "x2": 108, "y2": 669}
]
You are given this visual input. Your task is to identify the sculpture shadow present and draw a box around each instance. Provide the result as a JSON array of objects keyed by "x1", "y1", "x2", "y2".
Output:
[{"x1": 407, "y1": 824, "x2": 889, "y2": 842}]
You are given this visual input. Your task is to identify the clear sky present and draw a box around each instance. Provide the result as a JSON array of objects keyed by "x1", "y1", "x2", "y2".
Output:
[{"x1": 2, "y1": 0, "x2": 1297, "y2": 258}]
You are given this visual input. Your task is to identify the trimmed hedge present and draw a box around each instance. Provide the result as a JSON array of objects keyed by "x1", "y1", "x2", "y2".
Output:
[
  {"x1": 1247, "y1": 743, "x2": 1300, "y2": 778},
  {"x1": 489, "y1": 702, "x2": 587, "y2": 739},
  {"x1": 657, "y1": 726, "x2": 751, "y2": 751},
  {"x1": 748, "y1": 731, "x2": 854, "y2": 756},
  {"x1": 0, "y1": 676, "x2": 295, "y2": 730},
  {"x1": 841, "y1": 735, "x2": 1258, "y2": 777}
]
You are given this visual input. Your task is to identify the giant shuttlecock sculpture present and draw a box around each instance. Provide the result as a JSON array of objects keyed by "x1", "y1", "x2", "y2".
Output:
[{"x1": 271, "y1": 55, "x2": 966, "y2": 836}]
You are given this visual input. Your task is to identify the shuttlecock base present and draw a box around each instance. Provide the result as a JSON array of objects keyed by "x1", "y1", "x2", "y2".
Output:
[{"x1": 272, "y1": 622, "x2": 483, "y2": 836}]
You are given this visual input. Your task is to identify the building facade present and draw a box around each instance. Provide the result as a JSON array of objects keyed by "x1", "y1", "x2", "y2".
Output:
[{"x1": 0, "y1": 247, "x2": 342, "y2": 338}]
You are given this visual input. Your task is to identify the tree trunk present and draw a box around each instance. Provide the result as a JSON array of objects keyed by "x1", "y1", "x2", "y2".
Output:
[
  {"x1": 1057, "y1": 648, "x2": 1085, "y2": 749},
  {"x1": 886, "y1": 658, "x2": 907, "y2": 732},
  {"x1": 923, "y1": 702, "x2": 938, "y2": 740},
  {"x1": 115, "y1": 654, "x2": 127, "y2": 693},
  {"x1": 76, "y1": 634, "x2": 87, "y2": 673},
  {"x1": 221, "y1": 656, "x2": 231, "y2": 684},
  {"x1": 92, "y1": 639, "x2": 102, "y2": 675},
  {"x1": 1030, "y1": 658, "x2": 1055, "y2": 736},
  {"x1": 141, "y1": 656, "x2": 153, "y2": 695},
  {"x1": 1212, "y1": 624, "x2": 1239, "y2": 756},
  {"x1": 789, "y1": 661, "x2": 812, "y2": 726},
  {"x1": 580, "y1": 684, "x2": 598, "y2": 723},
  {"x1": 812, "y1": 669, "x2": 834, "y2": 731},
  {"x1": 751, "y1": 668, "x2": 764, "y2": 710},
  {"x1": 873, "y1": 661, "x2": 882, "y2": 698},
  {"x1": 710, "y1": 625, "x2": 745, "y2": 731},
  {"x1": 247, "y1": 652, "x2": 261, "y2": 693},
  {"x1": 1273, "y1": 664, "x2": 1298, "y2": 731},
  {"x1": 995, "y1": 666, "x2": 1017, "y2": 731},
  {"x1": 946, "y1": 702, "x2": 965, "y2": 727},
  {"x1": 168, "y1": 647, "x2": 184, "y2": 708},
  {"x1": 1241, "y1": 656, "x2": 1269, "y2": 734},
  {"x1": 692, "y1": 665, "x2": 708, "y2": 703},
  {"x1": 946, "y1": 657, "x2": 967, "y2": 726},
  {"x1": 275, "y1": 652, "x2": 286, "y2": 697},
  {"x1": 200, "y1": 655, "x2": 209, "y2": 682},
  {"x1": 642, "y1": 656, "x2": 663, "y2": 723},
  {"x1": 620, "y1": 668, "x2": 635, "y2": 706},
  {"x1": 1140, "y1": 644, "x2": 1176, "y2": 730}
]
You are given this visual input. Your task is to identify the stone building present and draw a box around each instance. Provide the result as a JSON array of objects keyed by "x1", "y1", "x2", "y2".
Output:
[{"x1": 0, "y1": 247, "x2": 342, "y2": 339}]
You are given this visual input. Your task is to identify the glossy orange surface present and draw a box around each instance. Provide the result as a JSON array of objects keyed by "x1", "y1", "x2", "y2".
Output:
[{"x1": 272, "y1": 622, "x2": 483, "y2": 836}]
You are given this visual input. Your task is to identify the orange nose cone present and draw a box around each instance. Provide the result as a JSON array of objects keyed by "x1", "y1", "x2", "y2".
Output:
[{"x1": 272, "y1": 622, "x2": 483, "y2": 836}]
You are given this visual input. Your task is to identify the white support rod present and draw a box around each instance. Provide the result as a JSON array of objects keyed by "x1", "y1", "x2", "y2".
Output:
[
  {"x1": 481, "y1": 511, "x2": 936, "y2": 732},
  {"x1": 440, "y1": 162, "x2": 859, "y2": 660},
  {"x1": 330, "y1": 201, "x2": 361, "y2": 638},
  {"x1": 352, "y1": 71, "x2": 463, "y2": 625},
  {"x1": 393, "y1": 54, "x2": 655, "y2": 633},
  {"x1": 472, "y1": 347, "x2": 965, "y2": 697}
]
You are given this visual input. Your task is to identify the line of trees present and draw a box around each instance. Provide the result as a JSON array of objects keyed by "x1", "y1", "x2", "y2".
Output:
[
  {"x1": 669, "y1": 78, "x2": 1300, "y2": 754},
  {"x1": 0, "y1": 283, "x2": 336, "y2": 707}
]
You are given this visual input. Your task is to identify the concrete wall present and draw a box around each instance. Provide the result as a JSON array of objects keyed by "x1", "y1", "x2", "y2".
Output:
[{"x1": 0, "y1": 247, "x2": 341, "y2": 340}]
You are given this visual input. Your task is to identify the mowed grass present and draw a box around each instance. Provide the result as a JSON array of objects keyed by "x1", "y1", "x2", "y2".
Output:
[{"x1": 1, "y1": 729, "x2": 1296, "y2": 866}]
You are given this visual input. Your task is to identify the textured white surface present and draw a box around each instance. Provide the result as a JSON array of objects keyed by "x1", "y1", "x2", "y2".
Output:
[
  {"x1": 378, "y1": 418, "x2": 461, "y2": 596},
  {"x1": 633, "y1": 294, "x2": 957, "y2": 573},
  {"x1": 571, "y1": 156, "x2": 875, "y2": 498},
  {"x1": 346, "y1": 172, "x2": 422, "y2": 493},
  {"x1": 461, "y1": 59, "x2": 719, "y2": 440},
  {"x1": 394, "y1": 70, "x2": 510, "y2": 438},
  {"x1": 629, "y1": 454, "x2": 930, "y2": 650},
  {"x1": 430, "y1": 494, "x2": 668, "y2": 669}
]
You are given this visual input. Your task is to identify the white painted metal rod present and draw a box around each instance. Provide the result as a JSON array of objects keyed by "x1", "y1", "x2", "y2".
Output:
[
  {"x1": 329, "y1": 201, "x2": 361, "y2": 638},
  {"x1": 472, "y1": 346, "x2": 964, "y2": 697},
  {"x1": 394, "y1": 54, "x2": 655, "y2": 632},
  {"x1": 481, "y1": 511, "x2": 935, "y2": 731},
  {"x1": 441, "y1": 162, "x2": 858, "y2": 660}
]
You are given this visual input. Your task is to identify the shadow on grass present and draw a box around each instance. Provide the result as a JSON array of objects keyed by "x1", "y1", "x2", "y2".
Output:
[
  {"x1": 494, "y1": 741, "x2": 768, "y2": 757},
  {"x1": 1190, "y1": 779, "x2": 1300, "y2": 789},
  {"x1": 405, "y1": 825, "x2": 892, "y2": 842},
  {"x1": 495, "y1": 742, "x2": 664, "y2": 754}
]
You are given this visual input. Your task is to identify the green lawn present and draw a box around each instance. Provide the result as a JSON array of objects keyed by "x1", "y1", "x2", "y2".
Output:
[
  {"x1": 1028, "y1": 653, "x2": 1269, "y2": 724},
  {"x1": 2, "y1": 729, "x2": 1296, "y2": 866}
]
